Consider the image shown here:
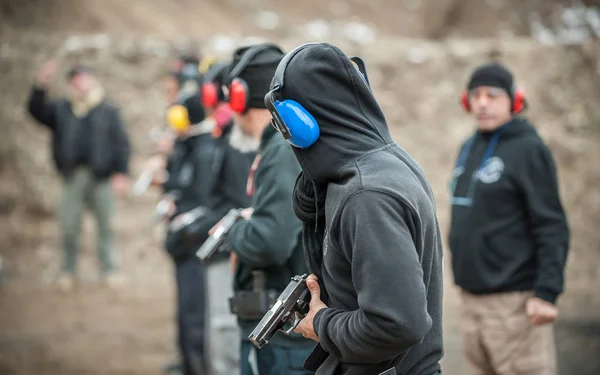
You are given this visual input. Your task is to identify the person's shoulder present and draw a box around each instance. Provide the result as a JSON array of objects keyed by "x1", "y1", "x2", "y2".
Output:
[
  {"x1": 507, "y1": 118, "x2": 545, "y2": 145},
  {"x1": 338, "y1": 189, "x2": 414, "y2": 224},
  {"x1": 352, "y1": 146, "x2": 436, "y2": 213},
  {"x1": 265, "y1": 133, "x2": 294, "y2": 156},
  {"x1": 512, "y1": 131, "x2": 551, "y2": 161},
  {"x1": 98, "y1": 97, "x2": 121, "y2": 113},
  {"x1": 262, "y1": 136, "x2": 300, "y2": 171},
  {"x1": 356, "y1": 146, "x2": 427, "y2": 188}
]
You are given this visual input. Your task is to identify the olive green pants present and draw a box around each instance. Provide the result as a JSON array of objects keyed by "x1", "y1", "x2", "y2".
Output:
[{"x1": 60, "y1": 167, "x2": 116, "y2": 275}]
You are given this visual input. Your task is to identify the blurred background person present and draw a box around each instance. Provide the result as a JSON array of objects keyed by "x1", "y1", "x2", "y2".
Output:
[
  {"x1": 448, "y1": 62, "x2": 570, "y2": 375},
  {"x1": 133, "y1": 54, "x2": 207, "y2": 197},
  {"x1": 193, "y1": 59, "x2": 259, "y2": 375},
  {"x1": 213, "y1": 43, "x2": 315, "y2": 375},
  {"x1": 160, "y1": 81, "x2": 217, "y2": 375},
  {"x1": 26, "y1": 59, "x2": 131, "y2": 292},
  {"x1": 151, "y1": 54, "x2": 205, "y2": 375}
]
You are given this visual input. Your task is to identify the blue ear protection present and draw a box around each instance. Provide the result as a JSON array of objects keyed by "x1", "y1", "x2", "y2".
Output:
[
  {"x1": 265, "y1": 44, "x2": 372, "y2": 149},
  {"x1": 264, "y1": 44, "x2": 319, "y2": 149}
]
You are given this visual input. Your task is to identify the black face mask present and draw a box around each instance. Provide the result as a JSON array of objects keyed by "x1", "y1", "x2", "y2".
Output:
[{"x1": 268, "y1": 42, "x2": 392, "y2": 184}]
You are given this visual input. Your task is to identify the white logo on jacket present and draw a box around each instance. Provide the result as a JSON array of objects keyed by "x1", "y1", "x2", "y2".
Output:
[{"x1": 477, "y1": 156, "x2": 505, "y2": 184}]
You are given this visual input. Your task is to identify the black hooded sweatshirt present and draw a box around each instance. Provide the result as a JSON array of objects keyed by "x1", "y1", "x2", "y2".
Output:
[
  {"x1": 174, "y1": 121, "x2": 257, "y2": 262},
  {"x1": 163, "y1": 131, "x2": 217, "y2": 262},
  {"x1": 278, "y1": 43, "x2": 444, "y2": 375},
  {"x1": 448, "y1": 117, "x2": 570, "y2": 304}
]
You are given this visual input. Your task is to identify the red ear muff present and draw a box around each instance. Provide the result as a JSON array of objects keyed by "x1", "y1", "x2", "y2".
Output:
[
  {"x1": 229, "y1": 78, "x2": 249, "y2": 114},
  {"x1": 460, "y1": 90, "x2": 471, "y2": 113},
  {"x1": 202, "y1": 82, "x2": 218, "y2": 109},
  {"x1": 512, "y1": 87, "x2": 525, "y2": 114}
]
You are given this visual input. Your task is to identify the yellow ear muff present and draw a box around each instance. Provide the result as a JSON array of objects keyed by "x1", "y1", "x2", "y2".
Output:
[{"x1": 167, "y1": 104, "x2": 191, "y2": 133}]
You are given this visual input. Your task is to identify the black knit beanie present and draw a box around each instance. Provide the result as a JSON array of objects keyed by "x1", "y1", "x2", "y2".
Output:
[
  {"x1": 228, "y1": 44, "x2": 284, "y2": 109},
  {"x1": 467, "y1": 62, "x2": 514, "y2": 100},
  {"x1": 66, "y1": 64, "x2": 94, "y2": 80}
]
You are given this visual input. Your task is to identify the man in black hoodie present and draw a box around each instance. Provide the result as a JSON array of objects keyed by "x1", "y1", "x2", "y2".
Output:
[
  {"x1": 448, "y1": 62, "x2": 569, "y2": 375},
  {"x1": 265, "y1": 42, "x2": 444, "y2": 375},
  {"x1": 212, "y1": 43, "x2": 315, "y2": 375}
]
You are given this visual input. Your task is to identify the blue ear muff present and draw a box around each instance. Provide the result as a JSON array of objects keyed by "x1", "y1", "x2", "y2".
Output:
[{"x1": 274, "y1": 99, "x2": 320, "y2": 149}]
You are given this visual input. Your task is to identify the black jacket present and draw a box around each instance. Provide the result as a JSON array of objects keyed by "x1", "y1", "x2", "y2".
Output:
[
  {"x1": 27, "y1": 87, "x2": 130, "y2": 179},
  {"x1": 163, "y1": 131, "x2": 218, "y2": 262},
  {"x1": 449, "y1": 117, "x2": 570, "y2": 304},
  {"x1": 181, "y1": 121, "x2": 257, "y2": 262},
  {"x1": 280, "y1": 43, "x2": 444, "y2": 375},
  {"x1": 226, "y1": 124, "x2": 311, "y2": 348}
]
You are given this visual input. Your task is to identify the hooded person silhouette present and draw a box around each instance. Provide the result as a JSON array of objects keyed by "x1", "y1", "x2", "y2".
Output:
[{"x1": 265, "y1": 42, "x2": 445, "y2": 375}]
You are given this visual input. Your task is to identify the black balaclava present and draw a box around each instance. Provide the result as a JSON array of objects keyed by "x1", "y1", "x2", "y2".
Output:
[
  {"x1": 228, "y1": 44, "x2": 284, "y2": 109},
  {"x1": 276, "y1": 42, "x2": 393, "y2": 185},
  {"x1": 467, "y1": 62, "x2": 515, "y2": 102}
]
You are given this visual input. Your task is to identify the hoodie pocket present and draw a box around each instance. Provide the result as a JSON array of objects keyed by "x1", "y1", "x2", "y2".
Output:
[
  {"x1": 483, "y1": 229, "x2": 534, "y2": 268},
  {"x1": 303, "y1": 344, "x2": 329, "y2": 372},
  {"x1": 482, "y1": 234, "x2": 514, "y2": 266}
]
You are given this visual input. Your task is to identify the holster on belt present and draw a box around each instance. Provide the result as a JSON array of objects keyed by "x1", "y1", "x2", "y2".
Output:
[{"x1": 229, "y1": 270, "x2": 278, "y2": 320}]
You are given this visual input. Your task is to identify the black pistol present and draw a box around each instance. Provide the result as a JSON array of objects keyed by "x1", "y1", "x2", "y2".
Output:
[
  {"x1": 248, "y1": 274, "x2": 310, "y2": 349},
  {"x1": 196, "y1": 208, "x2": 242, "y2": 262}
]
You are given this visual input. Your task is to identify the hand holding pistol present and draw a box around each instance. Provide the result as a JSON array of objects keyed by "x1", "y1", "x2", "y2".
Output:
[
  {"x1": 248, "y1": 274, "x2": 310, "y2": 349},
  {"x1": 196, "y1": 208, "x2": 242, "y2": 262}
]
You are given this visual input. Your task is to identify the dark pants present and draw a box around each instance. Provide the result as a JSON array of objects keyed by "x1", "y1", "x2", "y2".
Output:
[
  {"x1": 175, "y1": 258, "x2": 207, "y2": 375},
  {"x1": 240, "y1": 340, "x2": 314, "y2": 375}
]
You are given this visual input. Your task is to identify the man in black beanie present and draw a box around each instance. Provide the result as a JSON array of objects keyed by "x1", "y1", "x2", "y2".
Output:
[
  {"x1": 448, "y1": 62, "x2": 569, "y2": 375},
  {"x1": 210, "y1": 43, "x2": 314, "y2": 375}
]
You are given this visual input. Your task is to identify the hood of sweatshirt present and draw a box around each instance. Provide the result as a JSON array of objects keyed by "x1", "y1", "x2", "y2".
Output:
[{"x1": 272, "y1": 42, "x2": 394, "y2": 184}]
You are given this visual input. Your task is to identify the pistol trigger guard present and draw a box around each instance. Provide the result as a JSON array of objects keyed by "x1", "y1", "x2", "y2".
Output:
[{"x1": 284, "y1": 312, "x2": 302, "y2": 335}]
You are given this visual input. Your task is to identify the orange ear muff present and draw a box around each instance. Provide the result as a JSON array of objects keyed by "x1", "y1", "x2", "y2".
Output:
[
  {"x1": 460, "y1": 90, "x2": 471, "y2": 113},
  {"x1": 228, "y1": 78, "x2": 249, "y2": 114},
  {"x1": 512, "y1": 87, "x2": 525, "y2": 114},
  {"x1": 167, "y1": 104, "x2": 191, "y2": 133},
  {"x1": 202, "y1": 82, "x2": 218, "y2": 109}
]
